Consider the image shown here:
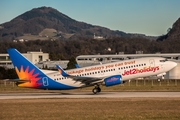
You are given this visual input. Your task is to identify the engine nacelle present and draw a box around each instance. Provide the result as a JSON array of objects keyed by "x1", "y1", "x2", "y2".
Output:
[{"x1": 104, "y1": 75, "x2": 123, "y2": 87}]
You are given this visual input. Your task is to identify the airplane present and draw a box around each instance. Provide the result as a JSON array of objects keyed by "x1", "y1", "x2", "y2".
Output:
[{"x1": 7, "y1": 48, "x2": 177, "y2": 94}]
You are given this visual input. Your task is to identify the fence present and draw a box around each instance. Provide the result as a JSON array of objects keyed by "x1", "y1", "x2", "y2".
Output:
[
  {"x1": 124, "y1": 79, "x2": 180, "y2": 87},
  {"x1": 0, "y1": 79, "x2": 180, "y2": 87}
]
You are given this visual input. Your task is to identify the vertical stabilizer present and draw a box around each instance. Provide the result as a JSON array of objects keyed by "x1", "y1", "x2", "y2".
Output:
[{"x1": 7, "y1": 48, "x2": 46, "y2": 88}]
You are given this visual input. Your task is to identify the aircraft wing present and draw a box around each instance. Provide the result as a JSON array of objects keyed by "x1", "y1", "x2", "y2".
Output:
[
  {"x1": 56, "y1": 65, "x2": 103, "y2": 85},
  {"x1": 70, "y1": 76, "x2": 103, "y2": 85}
]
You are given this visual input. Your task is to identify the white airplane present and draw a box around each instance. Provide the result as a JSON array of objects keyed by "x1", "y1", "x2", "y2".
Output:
[{"x1": 8, "y1": 48, "x2": 177, "y2": 94}]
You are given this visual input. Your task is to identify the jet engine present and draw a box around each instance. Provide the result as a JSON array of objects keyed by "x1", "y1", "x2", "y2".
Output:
[{"x1": 104, "y1": 75, "x2": 124, "y2": 87}]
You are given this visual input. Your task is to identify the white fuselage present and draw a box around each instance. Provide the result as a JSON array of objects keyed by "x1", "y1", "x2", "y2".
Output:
[{"x1": 46, "y1": 57, "x2": 177, "y2": 88}]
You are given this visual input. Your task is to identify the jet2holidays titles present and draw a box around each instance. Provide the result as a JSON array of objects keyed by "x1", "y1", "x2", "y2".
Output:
[{"x1": 66, "y1": 60, "x2": 160, "y2": 76}]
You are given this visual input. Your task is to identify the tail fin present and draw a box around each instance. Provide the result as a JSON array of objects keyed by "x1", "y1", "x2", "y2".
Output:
[{"x1": 7, "y1": 48, "x2": 46, "y2": 88}]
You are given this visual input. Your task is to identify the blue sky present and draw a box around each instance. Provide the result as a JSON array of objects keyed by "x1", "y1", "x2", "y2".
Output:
[{"x1": 0, "y1": 0, "x2": 180, "y2": 36}]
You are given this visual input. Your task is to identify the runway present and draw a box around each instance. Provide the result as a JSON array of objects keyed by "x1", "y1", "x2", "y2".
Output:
[{"x1": 0, "y1": 92, "x2": 180, "y2": 99}]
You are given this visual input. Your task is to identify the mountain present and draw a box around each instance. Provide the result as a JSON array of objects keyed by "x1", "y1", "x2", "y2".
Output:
[
  {"x1": 0, "y1": 7, "x2": 155, "y2": 41},
  {"x1": 167, "y1": 17, "x2": 180, "y2": 40},
  {"x1": 157, "y1": 17, "x2": 180, "y2": 41}
]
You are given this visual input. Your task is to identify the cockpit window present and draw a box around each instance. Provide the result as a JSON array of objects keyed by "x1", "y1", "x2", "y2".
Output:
[
  {"x1": 160, "y1": 60, "x2": 165, "y2": 62},
  {"x1": 160, "y1": 59, "x2": 167, "y2": 62}
]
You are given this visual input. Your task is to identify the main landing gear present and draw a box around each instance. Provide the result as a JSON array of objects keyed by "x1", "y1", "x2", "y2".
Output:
[{"x1": 92, "y1": 85, "x2": 101, "y2": 94}]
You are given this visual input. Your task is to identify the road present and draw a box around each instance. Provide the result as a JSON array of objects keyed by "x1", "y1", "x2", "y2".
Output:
[{"x1": 0, "y1": 92, "x2": 180, "y2": 99}]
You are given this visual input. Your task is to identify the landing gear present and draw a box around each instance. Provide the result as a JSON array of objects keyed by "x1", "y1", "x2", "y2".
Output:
[{"x1": 92, "y1": 85, "x2": 101, "y2": 94}]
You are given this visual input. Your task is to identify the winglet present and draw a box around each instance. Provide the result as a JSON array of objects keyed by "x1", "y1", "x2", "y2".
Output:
[
  {"x1": 56, "y1": 65, "x2": 69, "y2": 77},
  {"x1": 75, "y1": 64, "x2": 80, "y2": 68}
]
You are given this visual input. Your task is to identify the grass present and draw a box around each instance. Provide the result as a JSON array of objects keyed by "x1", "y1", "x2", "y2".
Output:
[
  {"x1": 17, "y1": 28, "x2": 58, "y2": 41},
  {"x1": 0, "y1": 80, "x2": 180, "y2": 120},
  {"x1": 17, "y1": 34, "x2": 49, "y2": 40},
  {"x1": 39, "y1": 28, "x2": 57, "y2": 37},
  {"x1": 0, "y1": 98, "x2": 180, "y2": 120}
]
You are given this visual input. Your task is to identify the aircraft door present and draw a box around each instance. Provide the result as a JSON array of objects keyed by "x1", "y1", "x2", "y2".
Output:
[
  {"x1": 149, "y1": 59, "x2": 155, "y2": 67},
  {"x1": 160, "y1": 64, "x2": 164, "y2": 71}
]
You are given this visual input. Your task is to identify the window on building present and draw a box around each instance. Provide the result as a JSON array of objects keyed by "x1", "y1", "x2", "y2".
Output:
[
  {"x1": 39, "y1": 55, "x2": 43, "y2": 62},
  {"x1": 0, "y1": 56, "x2": 7, "y2": 61}
]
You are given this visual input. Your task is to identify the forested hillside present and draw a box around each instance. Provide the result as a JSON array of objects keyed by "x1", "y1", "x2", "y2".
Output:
[{"x1": 1, "y1": 36, "x2": 180, "y2": 60}]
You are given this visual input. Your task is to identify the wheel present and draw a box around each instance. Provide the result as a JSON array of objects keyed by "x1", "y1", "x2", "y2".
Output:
[
  {"x1": 97, "y1": 87, "x2": 101, "y2": 93},
  {"x1": 92, "y1": 87, "x2": 101, "y2": 94},
  {"x1": 92, "y1": 88, "x2": 98, "y2": 94}
]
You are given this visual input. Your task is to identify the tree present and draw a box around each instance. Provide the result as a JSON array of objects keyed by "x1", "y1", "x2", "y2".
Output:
[
  {"x1": 66, "y1": 57, "x2": 77, "y2": 70},
  {"x1": 0, "y1": 67, "x2": 17, "y2": 79}
]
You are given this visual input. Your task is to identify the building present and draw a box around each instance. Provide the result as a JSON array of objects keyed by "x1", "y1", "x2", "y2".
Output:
[
  {"x1": 93, "y1": 33, "x2": 105, "y2": 40},
  {"x1": 0, "y1": 51, "x2": 49, "y2": 68},
  {"x1": 0, "y1": 53, "x2": 12, "y2": 68},
  {"x1": 0, "y1": 51, "x2": 69, "y2": 69},
  {"x1": 35, "y1": 60, "x2": 69, "y2": 69}
]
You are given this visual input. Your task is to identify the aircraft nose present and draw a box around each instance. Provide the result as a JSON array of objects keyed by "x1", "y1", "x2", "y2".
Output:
[{"x1": 170, "y1": 61, "x2": 177, "y2": 68}]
